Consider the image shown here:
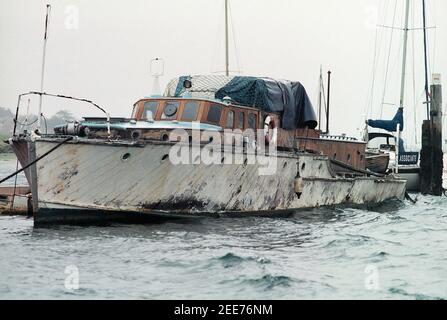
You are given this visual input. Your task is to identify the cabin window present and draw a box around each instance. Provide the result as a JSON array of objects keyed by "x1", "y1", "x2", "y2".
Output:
[
  {"x1": 248, "y1": 113, "x2": 257, "y2": 130},
  {"x1": 237, "y1": 112, "x2": 245, "y2": 129},
  {"x1": 131, "y1": 104, "x2": 138, "y2": 119},
  {"x1": 207, "y1": 104, "x2": 223, "y2": 125},
  {"x1": 143, "y1": 101, "x2": 158, "y2": 120},
  {"x1": 181, "y1": 102, "x2": 199, "y2": 121},
  {"x1": 225, "y1": 111, "x2": 235, "y2": 128},
  {"x1": 161, "y1": 102, "x2": 180, "y2": 120}
]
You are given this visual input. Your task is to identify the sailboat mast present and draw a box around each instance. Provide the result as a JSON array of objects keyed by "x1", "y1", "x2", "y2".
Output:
[
  {"x1": 422, "y1": 0, "x2": 430, "y2": 119},
  {"x1": 399, "y1": 0, "x2": 411, "y2": 109},
  {"x1": 225, "y1": 0, "x2": 230, "y2": 76}
]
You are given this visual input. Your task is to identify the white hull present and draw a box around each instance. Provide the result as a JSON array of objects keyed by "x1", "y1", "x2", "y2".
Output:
[
  {"x1": 27, "y1": 138, "x2": 406, "y2": 223},
  {"x1": 398, "y1": 168, "x2": 420, "y2": 192}
]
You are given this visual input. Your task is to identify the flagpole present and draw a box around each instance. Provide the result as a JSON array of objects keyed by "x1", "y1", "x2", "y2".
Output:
[{"x1": 38, "y1": 4, "x2": 51, "y2": 132}]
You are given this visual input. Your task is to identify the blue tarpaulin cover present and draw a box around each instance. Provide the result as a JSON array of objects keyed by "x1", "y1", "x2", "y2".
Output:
[{"x1": 215, "y1": 77, "x2": 318, "y2": 130}]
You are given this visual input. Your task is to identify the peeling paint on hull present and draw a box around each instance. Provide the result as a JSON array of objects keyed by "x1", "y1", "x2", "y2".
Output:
[{"x1": 29, "y1": 138, "x2": 406, "y2": 223}]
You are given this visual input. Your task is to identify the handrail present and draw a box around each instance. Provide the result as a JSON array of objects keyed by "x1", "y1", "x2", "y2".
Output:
[{"x1": 13, "y1": 91, "x2": 111, "y2": 137}]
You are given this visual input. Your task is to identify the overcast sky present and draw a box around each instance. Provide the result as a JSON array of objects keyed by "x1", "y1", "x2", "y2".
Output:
[{"x1": 1, "y1": 0, "x2": 445, "y2": 141}]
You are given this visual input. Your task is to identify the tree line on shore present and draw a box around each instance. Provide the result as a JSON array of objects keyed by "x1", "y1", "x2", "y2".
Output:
[{"x1": 0, "y1": 107, "x2": 76, "y2": 153}]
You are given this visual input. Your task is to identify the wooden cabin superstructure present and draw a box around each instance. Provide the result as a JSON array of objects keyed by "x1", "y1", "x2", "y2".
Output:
[{"x1": 77, "y1": 97, "x2": 366, "y2": 172}]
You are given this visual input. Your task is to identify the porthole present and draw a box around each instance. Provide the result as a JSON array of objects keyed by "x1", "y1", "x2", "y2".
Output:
[
  {"x1": 161, "y1": 154, "x2": 169, "y2": 161},
  {"x1": 122, "y1": 153, "x2": 131, "y2": 162},
  {"x1": 164, "y1": 103, "x2": 178, "y2": 117},
  {"x1": 131, "y1": 130, "x2": 141, "y2": 140}
]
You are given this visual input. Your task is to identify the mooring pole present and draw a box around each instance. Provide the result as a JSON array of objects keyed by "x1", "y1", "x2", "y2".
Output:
[
  {"x1": 420, "y1": 118, "x2": 431, "y2": 193},
  {"x1": 420, "y1": 74, "x2": 443, "y2": 195},
  {"x1": 430, "y1": 74, "x2": 443, "y2": 195},
  {"x1": 326, "y1": 70, "x2": 331, "y2": 135}
]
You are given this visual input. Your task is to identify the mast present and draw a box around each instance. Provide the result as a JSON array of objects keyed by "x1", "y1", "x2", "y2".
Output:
[
  {"x1": 422, "y1": 0, "x2": 430, "y2": 120},
  {"x1": 225, "y1": 0, "x2": 230, "y2": 76},
  {"x1": 38, "y1": 4, "x2": 51, "y2": 132},
  {"x1": 318, "y1": 66, "x2": 322, "y2": 131},
  {"x1": 399, "y1": 0, "x2": 411, "y2": 109},
  {"x1": 326, "y1": 70, "x2": 332, "y2": 134}
]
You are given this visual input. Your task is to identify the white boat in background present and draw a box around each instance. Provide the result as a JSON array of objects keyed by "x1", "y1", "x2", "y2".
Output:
[{"x1": 366, "y1": 132, "x2": 420, "y2": 191}]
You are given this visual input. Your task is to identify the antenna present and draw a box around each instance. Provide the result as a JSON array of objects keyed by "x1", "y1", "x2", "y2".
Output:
[
  {"x1": 37, "y1": 4, "x2": 51, "y2": 132},
  {"x1": 150, "y1": 58, "x2": 165, "y2": 96}
]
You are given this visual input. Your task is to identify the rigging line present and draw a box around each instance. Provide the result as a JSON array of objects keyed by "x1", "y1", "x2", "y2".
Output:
[
  {"x1": 425, "y1": 0, "x2": 437, "y2": 77},
  {"x1": 228, "y1": 0, "x2": 242, "y2": 74},
  {"x1": 366, "y1": 0, "x2": 383, "y2": 119},
  {"x1": 380, "y1": 0, "x2": 399, "y2": 119},
  {"x1": 16, "y1": 118, "x2": 38, "y2": 127},
  {"x1": 211, "y1": 1, "x2": 225, "y2": 74},
  {"x1": 0, "y1": 137, "x2": 74, "y2": 185},
  {"x1": 377, "y1": 25, "x2": 405, "y2": 30},
  {"x1": 365, "y1": 29, "x2": 377, "y2": 117},
  {"x1": 371, "y1": 0, "x2": 388, "y2": 118},
  {"x1": 430, "y1": 0, "x2": 437, "y2": 73},
  {"x1": 378, "y1": 25, "x2": 436, "y2": 30}
]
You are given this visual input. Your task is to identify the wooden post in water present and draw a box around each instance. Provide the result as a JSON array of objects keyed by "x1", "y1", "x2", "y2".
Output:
[
  {"x1": 420, "y1": 120, "x2": 431, "y2": 193},
  {"x1": 420, "y1": 74, "x2": 443, "y2": 195},
  {"x1": 27, "y1": 141, "x2": 39, "y2": 214}
]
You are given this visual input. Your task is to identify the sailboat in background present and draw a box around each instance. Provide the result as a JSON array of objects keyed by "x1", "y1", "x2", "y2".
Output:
[{"x1": 364, "y1": 0, "x2": 435, "y2": 191}]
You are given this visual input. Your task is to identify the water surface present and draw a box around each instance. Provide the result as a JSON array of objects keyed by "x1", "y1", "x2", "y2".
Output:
[{"x1": 0, "y1": 157, "x2": 446, "y2": 300}]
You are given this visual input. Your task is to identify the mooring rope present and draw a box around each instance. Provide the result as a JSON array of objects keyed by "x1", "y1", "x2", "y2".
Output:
[
  {"x1": 0, "y1": 136, "x2": 74, "y2": 185},
  {"x1": 405, "y1": 191, "x2": 417, "y2": 204}
]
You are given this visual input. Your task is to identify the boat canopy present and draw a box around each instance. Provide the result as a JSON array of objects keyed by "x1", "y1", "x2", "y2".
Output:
[{"x1": 165, "y1": 75, "x2": 318, "y2": 130}]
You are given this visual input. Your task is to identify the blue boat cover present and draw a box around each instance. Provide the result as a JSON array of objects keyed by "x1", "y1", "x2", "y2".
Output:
[
  {"x1": 368, "y1": 108, "x2": 404, "y2": 132},
  {"x1": 215, "y1": 77, "x2": 317, "y2": 130}
]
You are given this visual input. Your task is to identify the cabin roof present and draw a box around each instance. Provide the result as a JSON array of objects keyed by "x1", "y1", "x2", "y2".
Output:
[{"x1": 134, "y1": 97, "x2": 264, "y2": 113}]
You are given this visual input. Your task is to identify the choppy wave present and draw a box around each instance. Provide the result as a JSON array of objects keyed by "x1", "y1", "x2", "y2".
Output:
[{"x1": 1, "y1": 159, "x2": 447, "y2": 299}]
